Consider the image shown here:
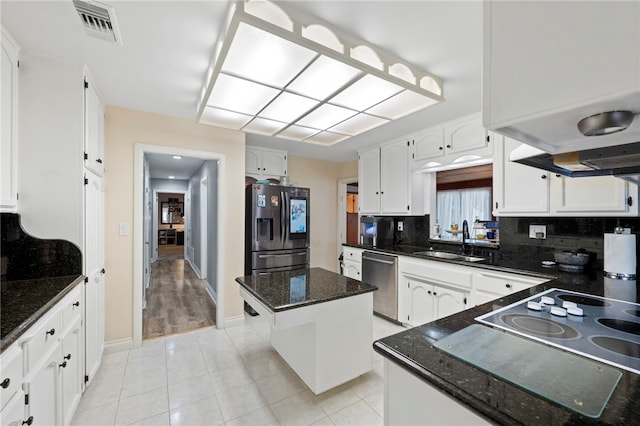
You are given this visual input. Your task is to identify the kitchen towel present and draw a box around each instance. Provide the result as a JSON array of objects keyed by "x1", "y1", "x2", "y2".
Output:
[{"x1": 604, "y1": 233, "x2": 636, "y2": 278}]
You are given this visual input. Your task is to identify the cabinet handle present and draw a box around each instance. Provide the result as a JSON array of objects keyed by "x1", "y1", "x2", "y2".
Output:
[
  {"x1": 555, "y1": 174, "x2": 561, "y2": 177},
  {"x1": 73, "y1": 301, "x2": 80, "y2": 307},
  {"x1": 505, "y1": 283, "x2": 512, "y2": 289},
  {"x1": 46, "y1": 328, "x2": 56, "y2": 336},
  {"x1": 96, "y1": 158, "x2": 103, "y2": 164},
  {"x1": 446, "y1": 145, "x2": 451, "y2": 149},
  {"x1": 22, "y1": 416, "x2": 34, "y2": 426},
  {"x1": 428, "y1": 290, "x2": 432, "y2": 295},
  {"x1": 101, "y1": 268, "x2": 106, "y2": 274},
  {"x1": 541, "y1": 175, "x2": 547, "y2": 179},
  {"x1": 64, "y1": 353, "x2": 72, "y2": 360},
  {"x1": 628, "y1": 196, "x2": 633, "y2": 207},
  {"x1": 1, "y1": 378, "x2": 9, "y2": 388},
  {"x1": 433, "y1": 291, "x2": 437, "y2": 296},
  {"x1": 59, "y1": 361, "x2": 67, "y2": 368},
  {"x1": 375, "y1": 191, "x2": 379, "y2": 195},
  {"x1": 438, "y1": 146, "x2": 443, "y2": 151}
]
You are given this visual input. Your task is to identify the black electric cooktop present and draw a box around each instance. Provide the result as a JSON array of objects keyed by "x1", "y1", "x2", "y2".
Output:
[{"x1": 476, "y1": 288, "x2": 640, "y2": 375}]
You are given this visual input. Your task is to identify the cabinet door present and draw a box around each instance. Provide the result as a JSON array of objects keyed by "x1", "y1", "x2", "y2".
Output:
[
  {"x1": 1, "y1": 28, "x2": 19, "y2": 211},
  {"x1": 245, "y1": 147, "x2": 261, "y2": 175},
  {"x1": 406, "y1": 281, "x2": 434, "y2": 327},
  {"x1": 84, "y1": 272, "x2": 104, "y2": 385},
  {"x1": 24, "y1": 349, "x2": 60, "y2": 426},
  {"x1": 551, "y1": 174, "x2": 636, "y2": 215},
  {"x1": 493, "y1": 136, "x2": 549, "y2": 215},
  {"x1": 444, "y1": 116, "x2": 489, "y2": 155},
  {"x1": 261, "y1": 149, "x2": 287, "y2": 177},
  {"x1": 1, "y1": 391, "x2": 27, "y2": 426},
  {"x1": 84, "y1": 75, "x2": 105, "y2": 176},
  {"x1": 411, "y1": 128, "x2": 444, "y2": 162},
  {"x1": 432, "y1": 285, "x2": 467, "y2": 320},
  {"x1": 343, "y1": 261, "x2": 361, "y2": 281},
  {"x1": 380, "y1": 140, "x2": 410, "y2": 214},
  {"x1": 60, "y1": 320, "x2": 83, "y2": 426},
  {"x1": 358, "y1": 147, "x2": 381, "y2": 214}
]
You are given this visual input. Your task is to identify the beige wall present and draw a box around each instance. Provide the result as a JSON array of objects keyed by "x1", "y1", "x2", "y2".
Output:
[
  {"x1": 288, "y1": 157, "x2": 358, "y2": 272},
  {"x1": 104, "y1": 106, "x2": 245, "y2": 344}
]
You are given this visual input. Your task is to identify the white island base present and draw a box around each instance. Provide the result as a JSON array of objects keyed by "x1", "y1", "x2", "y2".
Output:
[{"x1": 240, "y1": 287, "x2": 373, "y2": 395}]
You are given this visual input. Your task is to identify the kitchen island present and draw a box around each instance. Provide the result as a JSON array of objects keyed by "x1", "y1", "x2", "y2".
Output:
[
  {"x1": 236, "y1": 267, "x2": 377, "y2": 395},
  {"x1": 374, "y1": 270, "x2": 640, "y2": 425}
]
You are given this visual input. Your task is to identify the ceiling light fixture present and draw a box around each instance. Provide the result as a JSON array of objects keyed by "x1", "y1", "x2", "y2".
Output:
[
  {"x1": 172, "y1": 155, "x2": 183, "y2": 160},
  {"x1": 168, "y1": 176, "x2": 175, "y2": 179},
  {"x1": 577, "y1": 110, "x2": 635, "y2": 136},
  {"x1": 196, "y1": 0, "x2": 444, "y2": 145}
]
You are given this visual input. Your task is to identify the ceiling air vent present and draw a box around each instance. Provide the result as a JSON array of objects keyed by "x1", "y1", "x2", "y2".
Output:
[{"x1": 73, "y1": 0, "x2": 122, "y2": 44}]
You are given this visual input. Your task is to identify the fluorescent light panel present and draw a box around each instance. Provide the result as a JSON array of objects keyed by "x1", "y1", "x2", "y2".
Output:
[{"x1": 197, "y1": 0, "x2": 444, "y2": 145}]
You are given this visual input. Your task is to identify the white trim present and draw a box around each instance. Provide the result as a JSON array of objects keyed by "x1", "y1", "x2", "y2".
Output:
[
  {"x1": 205, "y1": 286, "x2": 217, "y2": 306},
  {"x1": 199, "y1": 176, "x2": 208, "y2": 280},
  {"x1": 133, "y1": 143, "x2": 227, "y2": 347},
  {"x1": 103, "y1": 337, "x2": 134, "y2": 354},
  {"x1": 336, "y1": 176, "x2": 358, "y2": 266},
  {"x1": 224, "y1": 314, "x2": 246, "y2": 329}
]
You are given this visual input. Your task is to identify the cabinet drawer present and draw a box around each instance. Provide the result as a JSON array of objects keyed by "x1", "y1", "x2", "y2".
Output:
[
  {"x1": 0, "y1": 345, "x2": 23, "y2": 411},
  {"x1": 343, "y1": 247, "x2": 363, "y2": 263},
  {"x1": 61, "y1": 286, "x2": 83, "y2": 330},
  {"x1": 474, "y1": 272, "x2": 546, "y2": 295},
  {"x1": 400, "y1": 257, "x2": 472, "y2": 289},
  {"x1": 22, "y1": 310, "x2": 62, "y2": 373}
]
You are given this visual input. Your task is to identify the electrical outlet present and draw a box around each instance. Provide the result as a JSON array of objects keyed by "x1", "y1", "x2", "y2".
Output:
[
  {"x1": 397, "y1": 221, "x2": 404, "y2": 231},
  {"x1": 529, "y1": 225, "x2": 547, "y2": 239}
]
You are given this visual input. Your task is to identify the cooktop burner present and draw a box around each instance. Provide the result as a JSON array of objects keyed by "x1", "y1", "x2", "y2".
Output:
[{"x1": 476, "y1": 289, "x2": 640, "y2": 375}]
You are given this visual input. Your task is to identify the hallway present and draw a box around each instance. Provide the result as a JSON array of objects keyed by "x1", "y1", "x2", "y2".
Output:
[{"x1": 143, "y1": 258, "x2": 216, "y2": 340}]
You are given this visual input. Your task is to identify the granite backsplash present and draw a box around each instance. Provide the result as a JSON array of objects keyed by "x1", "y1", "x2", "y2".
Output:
[{"x1": 1, "y1": 213, "x2": 82, "y2": 282}]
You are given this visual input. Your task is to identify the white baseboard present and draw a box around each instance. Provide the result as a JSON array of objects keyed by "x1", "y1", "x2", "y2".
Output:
[
  {"x1": 224, "y1": 314, "x2": 245, "y2": 329},
  {"x1": 206, "y1": 285, "x2": 217, "y2": 305},
  {"x1": 186, "y1": 257, "x2": 204, "y2": 279},
  {"x1": 104, "y1": 337, "x2": 134, "y2": 354}
]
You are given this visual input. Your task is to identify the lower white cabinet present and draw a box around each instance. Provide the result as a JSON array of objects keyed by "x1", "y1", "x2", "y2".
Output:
[
  {"x1": 472, "y1": 271, "x2": 548, "y2": 306},
  {"x1": 398, "y1": 257, "x2": 472, "y2": 327},
  {"x1": 341, "y1": 246, "x2": 363, "y2": 281},
  {"x1": 2, "y1": 284, "x2": 84, "y2": 426}
]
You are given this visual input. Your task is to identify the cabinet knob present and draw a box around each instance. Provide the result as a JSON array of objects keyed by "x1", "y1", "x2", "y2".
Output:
[
  {"x1": 22, "y1": 416, "x2": 34, "y2": 426},
  {"x1": 555, "y1": 174, "x2": 561, "y2": 177},
  {"x1": 59, "y1": 361, "x2": 67, "y2": 368},
  {"x1": 46, "y1": 328, "x2": 56, "y2": 336},
  {"x1": 1, "y1": 378, "x2": 9, "y2": 388},
  {"x1": 446, "y1": 145, "x2": 451, "y2": 149},
  {"x1": 101, "y1": 268, "x2": 106, "y2": 274},
  {"x1": 73, "y1": 301, "x2": 80, "y2": 307},
  {"x1": 64, "y1": 353, "x2": 72, "y2": 360},
  {"x1": 541, "y1": 175, "x2": 547, "y2": 179},
  {"x1": 96, "y1": 158, "x2": 103, "y2": 164},
  {"x1": 438, "y1": 146, "x2": 443, "y2": 151},
  {"x1": 505, "y1": 283, "x2": 512, "y2": 289}
]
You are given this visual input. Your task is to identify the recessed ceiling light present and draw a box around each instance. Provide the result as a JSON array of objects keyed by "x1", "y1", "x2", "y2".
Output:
[
  {"x1": 172, "y1": 155, "x2": 182, "y2": 160},
  {"x1": 577, "y1": 111, "x2": 635, "y2": 136},
  {"x1": 168, "y1": 176, "x2": 175, "y2": 179}
]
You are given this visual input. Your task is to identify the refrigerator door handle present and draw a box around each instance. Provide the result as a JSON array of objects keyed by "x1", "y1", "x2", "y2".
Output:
[
  {"x1": 281, "y1": 191, "x2": 287, "y2": 243},
  {"x1": 258, "y1": 253, "x2": 307, "y2": 259}
]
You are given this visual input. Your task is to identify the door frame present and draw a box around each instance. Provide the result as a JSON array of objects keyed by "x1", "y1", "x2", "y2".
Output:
[
  {"x1": 199, "y1": 176, "x2": 208, "y2": 279},
  {"x1": 336, "y1": 176, "x2": 358, "y2": 264},
  {"x1": 133, "y1": 144, "x2": 226, "y2": 347}
]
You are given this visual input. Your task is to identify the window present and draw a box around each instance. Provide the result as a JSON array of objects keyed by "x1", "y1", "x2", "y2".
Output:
[{"x1": 435, "y1": 164, "x2": 493, "y2": 234}]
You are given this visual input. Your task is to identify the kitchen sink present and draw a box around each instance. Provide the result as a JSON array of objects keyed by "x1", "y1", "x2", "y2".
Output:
[{"x1": 413, "y1": 251, "x2": 486, "y2": 263}]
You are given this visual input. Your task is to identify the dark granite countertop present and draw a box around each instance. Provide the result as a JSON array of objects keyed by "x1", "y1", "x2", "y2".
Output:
[
  {"x1": 368, "y1": 244, "x2": 640, "y2": 425},
  {"x1": 235, "y1": 267, "x2": 377, "y2": 312},
  {"x1": 1, "y1": 274, "x2": 84, "y2": 353}
]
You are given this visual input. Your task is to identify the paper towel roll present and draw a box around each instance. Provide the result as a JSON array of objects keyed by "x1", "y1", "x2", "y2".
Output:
[{"x1": 604, "y1": 233, "x2": 636, "y2": 278}]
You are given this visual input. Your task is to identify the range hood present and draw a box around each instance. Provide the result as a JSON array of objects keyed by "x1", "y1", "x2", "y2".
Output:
[{"x1": 511, "y1": 141, "x2": 640, "y2": 185}]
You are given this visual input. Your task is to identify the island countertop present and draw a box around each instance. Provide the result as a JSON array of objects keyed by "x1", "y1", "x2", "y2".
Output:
[
  {"x1": 235, "y1": 267, "x2": 377, "y2": 312},
  {"x1": 373, "y1": 271, "x2": 640, "y2": 425}
]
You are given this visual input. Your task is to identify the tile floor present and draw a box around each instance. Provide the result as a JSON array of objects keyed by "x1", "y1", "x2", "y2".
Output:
[{"x1": 71, "y1": 314, "x2": 406, "y2": 426}]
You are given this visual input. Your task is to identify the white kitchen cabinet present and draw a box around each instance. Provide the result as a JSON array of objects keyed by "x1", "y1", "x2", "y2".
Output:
[
  {"x1": 341, "y1": 246, "x2": 363, "y2": 281},
  {"x1": 83, "y1": 72, "x2": 105, "y2": 176},
  {"x1": 84, "y1": 171, "x2": 104, "y2": 385},
  {"x1": 493, "y1": 135, "x2": 549, "y2": 216},
  {"x1": 60, "y1": 318, "x2": 83, "y2": 426},
  {"x1": 398, "y1": 257, "x2": 471, "y2": 327},
  {"x1": 411, "y1": 114, "x2": 492, "y2": 169},
  {"x1": 245, "y1": 146, "x2": 287, "y2": 179},
  {"x1": 550, "y1": 174, "x2": 638, "y2": 216},
  {"x1": 24, "y1": 348, "x2": 59, "y2": 426},
  {"x1": 1, "y1": 27, "x2": 19, "y2": 212},
  {"x1": 359, "y1": 139, "x2": 420, "y2": 215},
  {"x1": 482, "y1": 1, "x2": 640, "y2": 153},
  {"x1": 0, "y1": 345, "x2": 23, "y2": 412},
  {"x1": 472, "y1": 271, "x2": 548, "y2": 306},
  {"x1": 493, "y1": 135, "x2": 638, "y2": 217},
  {"x1": 1, "y1": 390, "x2": 28, "y2": 426}
]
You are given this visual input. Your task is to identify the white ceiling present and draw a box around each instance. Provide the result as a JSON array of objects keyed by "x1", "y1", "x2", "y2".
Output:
[
  {"x1": 146, "y1": 153, "x2": 206, "y2": 181},
  {"x1": 1, "y1": 0, "x2": 483, "y2": 169}
]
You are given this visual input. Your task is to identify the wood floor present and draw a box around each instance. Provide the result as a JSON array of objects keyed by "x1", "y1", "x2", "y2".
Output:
[{"x1": 142, "y1": 258, "x2": 216, "y2": 340}]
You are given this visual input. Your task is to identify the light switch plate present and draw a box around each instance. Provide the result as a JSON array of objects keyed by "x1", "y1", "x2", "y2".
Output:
[
  {"x1": 119, "y1": 223, "x2": 130, "y2": 236},
  {"x1": 397, "y1": 221, "x2": 404, "y2": 231},
  {"x1": 529, "y1": 225, "x2": 547, "y2": 239}
]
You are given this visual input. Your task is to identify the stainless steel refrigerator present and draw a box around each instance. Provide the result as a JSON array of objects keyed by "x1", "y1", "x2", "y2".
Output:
[{"x1": 245, "y1": 184, "x2": 310, "y2": 277}]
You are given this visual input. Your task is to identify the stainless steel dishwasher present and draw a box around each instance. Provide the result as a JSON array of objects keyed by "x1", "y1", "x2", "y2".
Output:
[{"x1": 362, "y1": 251, "x2": 398, "y2": 322}]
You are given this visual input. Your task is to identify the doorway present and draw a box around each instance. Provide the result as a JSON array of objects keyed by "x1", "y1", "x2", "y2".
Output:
[
  {"x1": 337, "y1": 176, "x2": 359, "y2": 267},
  {"x1": 133, "y1": 144, "x2": 226, "y2": 347}
]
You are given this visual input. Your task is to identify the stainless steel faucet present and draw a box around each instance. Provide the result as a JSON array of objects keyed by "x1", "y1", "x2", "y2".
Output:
[{"x1": 461, "y1": 220, "x2": 470, "y2": 254}]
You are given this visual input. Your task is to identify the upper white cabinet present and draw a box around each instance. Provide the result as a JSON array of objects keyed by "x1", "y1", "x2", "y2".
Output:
[
  {"x1": 483, "y1": 1, "x2": 640, "y2": 153},
  {"x1": 359, "y1": 139, "x2": 419, "y2": 215},
  {"x1": 1, "y1": 27, "x2": 20, "y2": 212},
  {"x1": 245, "y1": 146, "x2": 287, "y2": 179},
  {"x1": 411, "y1": 114, "x2": 492, "y2": 169},
  {"x1": 494, "y1": 135, "x2": 639, "y2": 216},
  {"x1": 84, "y1": 72, "x2": 105, "y2": 176}
]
